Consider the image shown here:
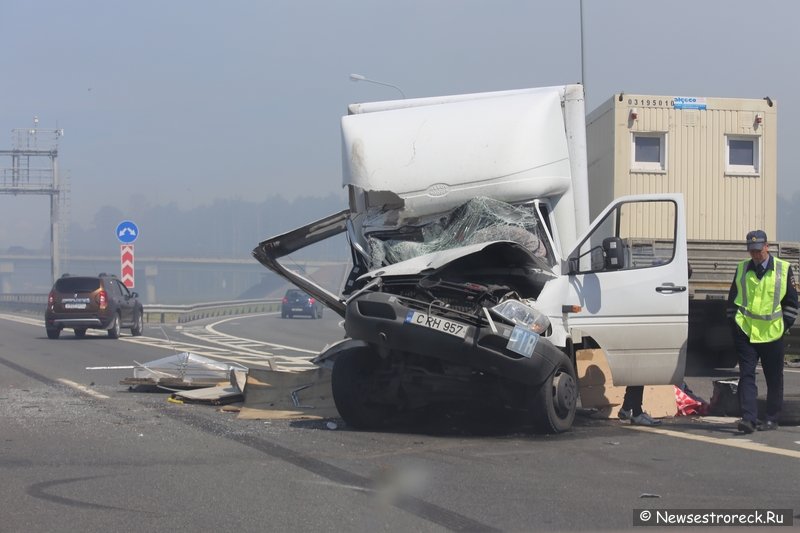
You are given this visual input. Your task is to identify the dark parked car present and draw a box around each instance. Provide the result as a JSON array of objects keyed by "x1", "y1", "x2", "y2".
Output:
[
  {"x1": 281, "y1": 288, "x2": 323, "y2": 319},
  {"x1": 44, "y1": 273, "x2": 144, "y2": 339}
]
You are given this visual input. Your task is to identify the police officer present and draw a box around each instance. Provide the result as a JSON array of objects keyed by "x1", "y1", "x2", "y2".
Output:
[{"x1": 727, "y1": 230, "x2": 798, "y2": 433}]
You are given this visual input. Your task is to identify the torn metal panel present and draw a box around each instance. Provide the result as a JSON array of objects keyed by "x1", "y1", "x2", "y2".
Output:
[
  {"x1": 163, "y1": 367, "x2": 249, "y2": 405},
  {"x1": 119, "y1": 352, "x2": 248, "y2": 388},
  {"x1": 252, "y1": 209, "x2": 349, "y2": 317},
  {"x1": 171, "y1": 385, "x2": 243, "y2": 404},
  {"x1": 237, "y1": 367, "x2": 337, "y2": 420}
]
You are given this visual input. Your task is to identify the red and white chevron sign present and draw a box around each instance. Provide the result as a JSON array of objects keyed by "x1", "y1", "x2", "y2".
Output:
[{"x1": 120, "y1": 244, "x2": 135, "y2": 288}]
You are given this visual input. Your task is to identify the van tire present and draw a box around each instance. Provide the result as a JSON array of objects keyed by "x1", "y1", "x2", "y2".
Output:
[
  {"x1": 331, "y1": 349, "x2": 392, "y2": 430},
  {"x1": 46, "y1": 327, "x2": 60, "y2": 340},
  {"x1": 529, "y1": 351, "x2": 578, "y2": 434}
]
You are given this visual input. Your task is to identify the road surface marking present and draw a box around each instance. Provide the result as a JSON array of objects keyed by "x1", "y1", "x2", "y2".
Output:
[
  {"x1": 205, "y1": 315, "x2": 319, "y2": 354},
  {"x1": 0, "y1": 313, "x2": 42, "y2": 326},
  {"x1": 57, "y1": 378, "x2": 110, "y2": 399},
  {"x1": 121, "y1": 331, "x2": 316, "y2": 371},
  {"x1": 625, "y1": 425, "x2": 800, "y2": 459}
]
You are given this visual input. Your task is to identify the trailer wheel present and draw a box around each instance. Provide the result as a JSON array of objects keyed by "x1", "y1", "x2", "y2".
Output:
[
  {"x1": 331, "y1": 349, "x2": 392, "y2": 430},
  {"x1": 529, "y1": 351, "x2": 577, "y2": 434}
]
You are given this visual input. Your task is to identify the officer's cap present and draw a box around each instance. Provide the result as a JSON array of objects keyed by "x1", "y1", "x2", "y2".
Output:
[{"x1": 746, "y1": 230, "x2": 768, "y2": 251}]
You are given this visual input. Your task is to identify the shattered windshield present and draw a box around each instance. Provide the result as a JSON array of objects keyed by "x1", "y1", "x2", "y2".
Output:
[{"x1": 364, "y1": 197, "x2": 555, "y2": 269}]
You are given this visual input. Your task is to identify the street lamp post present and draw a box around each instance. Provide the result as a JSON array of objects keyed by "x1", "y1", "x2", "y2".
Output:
[
  {"x1": 580, "y1": 0, "x2": 587, "y2": 95},
  {"x1": 349, "y1": 73, "x2": 406, "y2": 99}
]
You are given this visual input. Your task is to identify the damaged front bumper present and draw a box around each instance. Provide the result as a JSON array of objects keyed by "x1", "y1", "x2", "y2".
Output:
[{"x1": 341, "y1": 290, "x2": 562, "y2": 388}]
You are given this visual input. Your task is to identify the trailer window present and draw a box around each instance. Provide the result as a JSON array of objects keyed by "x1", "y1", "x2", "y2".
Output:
[
  {"x1": 631, "y1": 133, "x2": 666, "y2": 172},
  {"x1": 725, "y1": 135, "x2": 760, "y2": 176}
]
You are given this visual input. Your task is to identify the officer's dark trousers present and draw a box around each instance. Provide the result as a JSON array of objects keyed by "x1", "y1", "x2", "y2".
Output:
[
  {"x1": 733, "y1": 326, "x2": 784, "y2": 424},
  {"x1": 622, "y1": 386, "x2": 644, "y2": 416}
]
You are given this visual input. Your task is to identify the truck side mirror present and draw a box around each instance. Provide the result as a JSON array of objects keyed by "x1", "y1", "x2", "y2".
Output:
[{"x1": 602, "y1": 237, "x2": 625, "y2": 270}]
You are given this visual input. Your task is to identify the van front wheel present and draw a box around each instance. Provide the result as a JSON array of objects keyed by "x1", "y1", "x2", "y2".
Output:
[
  {"x1": 331, "y1": 349, "x2": 393, "y2": 430},
  {"x1": 529, "y1": 351, "x2": 577, "y2": 434}
]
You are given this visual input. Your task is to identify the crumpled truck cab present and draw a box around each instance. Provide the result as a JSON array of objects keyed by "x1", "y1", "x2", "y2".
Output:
[{"x1": 253, "y1": 84, "x2": 689, "y2": 433}]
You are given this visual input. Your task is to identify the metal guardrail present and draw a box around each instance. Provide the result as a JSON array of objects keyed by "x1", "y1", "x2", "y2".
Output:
[
  {"x1": 0, "y1": 294, "x2": 281, "y2": 324},
  {"x1": 144, "y1": 299, "x2": 281, "y2": 324},
  {"x1": 0, "y1": 293, "x2": 47, "y2": 313}
]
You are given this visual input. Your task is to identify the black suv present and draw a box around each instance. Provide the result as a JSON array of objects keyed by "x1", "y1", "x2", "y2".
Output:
[
  {"x1": 281, "y1": 288, "x2": 324, "y2": 319},
  {"x1": 44, "y1": 273, "x2": 144, "y2": 339}
]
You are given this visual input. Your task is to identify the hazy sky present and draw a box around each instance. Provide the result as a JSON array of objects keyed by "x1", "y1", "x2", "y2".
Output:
[{"x1": 1, "y1": 0, "x2": 799, "y2": 249}]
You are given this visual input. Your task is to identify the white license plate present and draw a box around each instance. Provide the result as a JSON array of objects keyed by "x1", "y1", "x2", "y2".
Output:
[
  {"x1": 292, "y1": 307, "x2": 303, "y2": 312},
  {"x1": 64, "y1": 303, "x2": 86, "y2": 309},
  {"x1": 404, "y1": 311, "x2": 467, "y2": 338}
]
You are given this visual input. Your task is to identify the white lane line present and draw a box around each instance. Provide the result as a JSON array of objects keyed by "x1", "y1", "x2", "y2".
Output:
[
  {"x1": 624, "y1": 425, "x2": 800, "y2": 459},
  {"x1": 121, "y1": 333, "x2": 315, "y2": 371},
  {"x1": 57, "y1": 378, "x2": 110, "y2": 399},
  {"x1": 121, "y1": 337, "x2": 274, "y2": 368},
  {"x1": 179, "y1": 331, "x2": 277, "y2": 356},
  {"x1": 0, "y1": 313, "x2": 43, "y2": 326},
  {"x1": 205, "y1": 315, "x2": 319, "y2": 355},
  {"x1": 123, "y1": 335, "x2": 239, "y2": 353}
]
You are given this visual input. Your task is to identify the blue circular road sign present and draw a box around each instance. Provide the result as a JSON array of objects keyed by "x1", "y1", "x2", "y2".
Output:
[{"x1": 116, "y1": 220, "x2": 139, "y2": 244}]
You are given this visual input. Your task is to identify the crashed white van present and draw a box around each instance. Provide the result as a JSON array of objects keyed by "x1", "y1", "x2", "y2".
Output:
[{"x1": 253, "y1": 85, "x2": 689, "y2": 433}]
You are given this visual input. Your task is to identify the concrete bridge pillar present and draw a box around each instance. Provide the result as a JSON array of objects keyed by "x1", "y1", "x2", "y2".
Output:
[
  {"x1": 0, "y1": 262, "x2": 13, "y2": 293},
  {"x1": 145, "y1": 265, "x2": 158, "y2": 303}
]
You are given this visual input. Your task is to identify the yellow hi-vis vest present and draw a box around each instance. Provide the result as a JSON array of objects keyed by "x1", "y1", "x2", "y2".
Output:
[{"x1": 734, "y1": 257, "x2": 789, "y2": 343}]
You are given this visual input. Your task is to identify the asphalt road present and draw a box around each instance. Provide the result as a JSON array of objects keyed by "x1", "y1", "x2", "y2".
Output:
[{"x1": 1, "y1": 311, "x2": 799, "y2": 532}]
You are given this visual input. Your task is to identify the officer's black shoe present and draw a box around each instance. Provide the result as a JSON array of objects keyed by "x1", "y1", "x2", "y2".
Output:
[
  {"x1": 737, "y1": 419, "x2": 756, "y2": 434},
  {"x1": 757, "y1": 420, "x2": 778, "y2": 431}
]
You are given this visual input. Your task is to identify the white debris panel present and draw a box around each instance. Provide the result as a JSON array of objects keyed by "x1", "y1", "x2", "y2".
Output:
[{"x1": 116, "y1": 352, "x2": 248, "y2": 388}]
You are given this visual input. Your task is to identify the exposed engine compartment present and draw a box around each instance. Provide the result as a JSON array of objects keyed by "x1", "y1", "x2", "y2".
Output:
[{"x1": 348, "y1": 197, "x2": 557, "y2": 319}]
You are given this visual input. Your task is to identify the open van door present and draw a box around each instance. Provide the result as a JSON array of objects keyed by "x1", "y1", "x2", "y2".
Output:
[{"x1": 565, "y1": 194, "x2": 688, "y2": 386}]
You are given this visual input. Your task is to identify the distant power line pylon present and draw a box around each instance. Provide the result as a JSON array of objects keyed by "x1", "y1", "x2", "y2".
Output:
[{"x1": 0, "y1": 119, "x2": 67, "y2": 283}]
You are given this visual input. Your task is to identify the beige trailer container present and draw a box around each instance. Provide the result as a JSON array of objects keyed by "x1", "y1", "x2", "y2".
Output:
[{"x1": 586, "y1": 93, "x2": 777, "y2": 241}]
